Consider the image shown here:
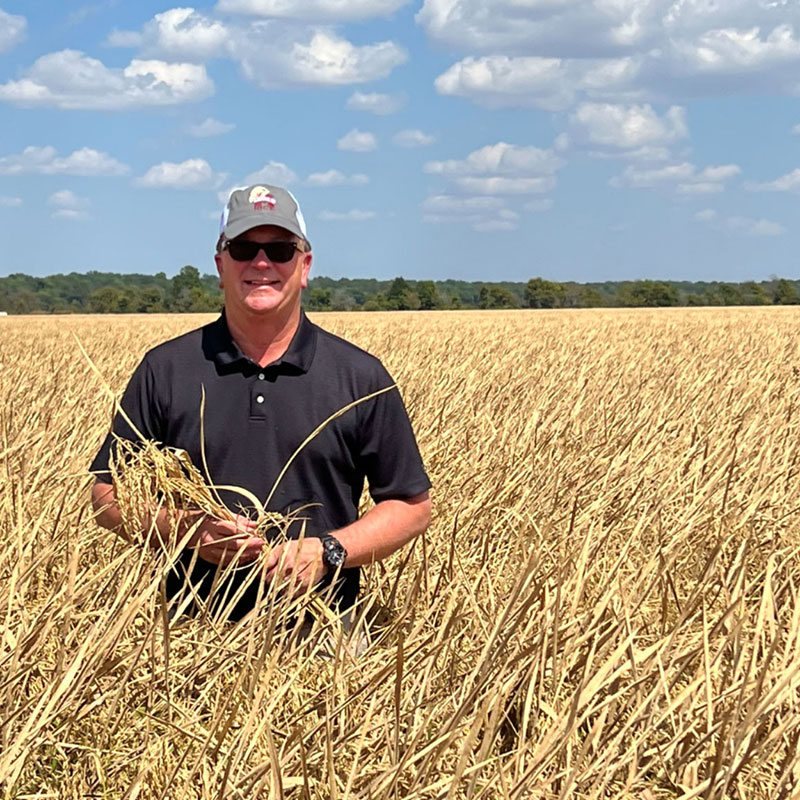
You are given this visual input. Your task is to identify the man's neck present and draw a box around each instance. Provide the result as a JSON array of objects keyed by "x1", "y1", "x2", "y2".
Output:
[{"x1": 225, "y1": 306, "x2": 302, "y2": 367}]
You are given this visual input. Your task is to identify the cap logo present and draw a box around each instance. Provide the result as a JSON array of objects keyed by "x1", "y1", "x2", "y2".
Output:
[{"x1": 248, "y1": 186, "x2": 276, "y2": 211}]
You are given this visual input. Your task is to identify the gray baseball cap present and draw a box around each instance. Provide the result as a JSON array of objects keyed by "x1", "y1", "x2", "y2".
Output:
[{"x1": 219, "y1": 184, "x2": 310, "y2": 247}]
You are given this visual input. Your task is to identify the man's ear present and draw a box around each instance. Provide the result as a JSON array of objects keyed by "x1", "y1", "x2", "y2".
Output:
[
  {"x1": 300, "y1": 252, "x2": 312, "y2": 290},
  {"x1": 214, "y1": 253, "x2": 224, "y2": 289}
]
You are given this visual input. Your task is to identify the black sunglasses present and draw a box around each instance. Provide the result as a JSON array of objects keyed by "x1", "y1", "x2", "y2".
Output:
[{"x1": 223, "y1": 239, "x2": 302, "y2": 263}]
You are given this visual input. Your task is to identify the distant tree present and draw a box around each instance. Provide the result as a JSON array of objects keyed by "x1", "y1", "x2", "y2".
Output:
[
  {"x1": 387, "y1": 277, "x2": 412, "y2": 310},
  {"x1": 305, "y1": 287, "x2": 332, "y2": 310},
  {"x1": 718, "y1": 284, "x2": 743, "y2": 306},
  {"x1": 170, "y1": 265, "x2": 203, "y2": 311},
  {"x1": 773, "y1": 279, "x2": 799, "y2": 305},
  {"x1": 89, "y1": 287, "x2": 124, "y2": 313},
  {"x1": 524, "y1": 277, "x2": 565, "y2": 309},
  {"x1": 740, "y1": 281, "x2": 770, "y2": 306},
  {"x1": 138, "y1": 287, "x2": 166, "y2": 313},
  {"x1": 479, "y1": 285, "x2": 517, "y2": 309},
  {"x1": 330, "y1": 288, "x2": 356, "y2": 311},
  {"x1": 578, "y1": 287, "x2": 604, "y2": 308},
  {"x1": 619, "y1": 281, "x2": 679, "y2": 308},
  {"x1": 417, "y1": 280, "x2": 441, "y2": 310}
]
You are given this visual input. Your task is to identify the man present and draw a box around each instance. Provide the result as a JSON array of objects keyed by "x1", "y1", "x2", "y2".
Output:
[{"x1": 90, "y1": 183, "x2": 432, "y2": 620}]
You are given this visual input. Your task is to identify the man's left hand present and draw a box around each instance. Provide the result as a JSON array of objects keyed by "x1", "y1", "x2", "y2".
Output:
[{"x1": 263, "y1": 538, "x2": 327, "y2": 596}]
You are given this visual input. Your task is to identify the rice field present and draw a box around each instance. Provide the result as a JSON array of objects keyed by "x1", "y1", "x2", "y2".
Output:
[{"x1": 2, "y1": 307, "x2": 800, "y2": 799}]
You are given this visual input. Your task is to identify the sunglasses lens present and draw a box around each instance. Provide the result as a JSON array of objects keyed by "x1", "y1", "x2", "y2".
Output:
[{"x1": 227, "y1": 240, "x2": 297, "y2": 263}]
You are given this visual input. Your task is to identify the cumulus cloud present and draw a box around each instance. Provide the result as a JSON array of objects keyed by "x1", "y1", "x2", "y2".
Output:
[
  {"x1": 565, "y1": 103, "x2": 688, "y2": 160},
  {"x1": 610, "y1": 162, "x2": 741, "y2": 193},
  {"x1": 48, "y1": 189, "x2": 91, "y2": 220},
  {"x1": 306, "y1": 169, "x2": 369, "y2": 186},
  {"x1": 0, "y1": 196, "x2": 22, "y2": 207},
  {"x1": 0, "y1": 50, "x2": 213, "y2": 110},
  {"x1": 0, "y1": 145, "x2": 129, "y2": 176},
  {"x1": 694, "y1": 208, "x2": 784, "y2": 237},
  {"x1": 393, "y1": 129, "x2": 435, "y2": 147},
  {"x1": 135, "y1": 159, "x2": 226, "y2": 189},
  {"x1": 422, "y1": 1, "x2": 800, "y2": 107},
  {"x1": 747, "y1": 168, "x2": 800, "y2": 192},
  {"x1": 337, "y1": 129, "x2": 378, "y2": 152},
  {"x1": 425, "y1": 142, "x2": 564, "y2": 194},
  {"x1": 107, "y1": 10, "x2": 407, "y2": 88},
  {"x1": 239, "y1": 29, "x2": 406, "y2": 88},
  {"x1": 216, "y1": 161, "x2": 299, "y2": 203},
  {"x1": 422, "y1": 193, "x2": 521, "y2": 230},
  {"x1": 108, "y1": 8, "x2": 229, "y2": 60},
  {"x1": 319, "y1": 209, "x2": 376, "y2": 221},
  {"x1": 187, "y1": 117, "x2": 236, "y2": 137},
  {"x1": 0, "y1": 9, "x2": 26, "y2": 53},
  {"x1": 216, "y1": 0, "x2": 409, "y2": 21},
  {"x1": 346, "y1": 91, "x2": 405, "y2": 114}
]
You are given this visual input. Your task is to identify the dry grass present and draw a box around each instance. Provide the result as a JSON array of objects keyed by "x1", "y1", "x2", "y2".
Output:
[{"x1": 2, "y1": 307, "x2": 800, "y2": 799}]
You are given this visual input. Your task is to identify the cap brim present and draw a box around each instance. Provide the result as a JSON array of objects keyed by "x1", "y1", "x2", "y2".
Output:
[{"x1": 224, "y1": 213, "x2": 307, "y2": 243}]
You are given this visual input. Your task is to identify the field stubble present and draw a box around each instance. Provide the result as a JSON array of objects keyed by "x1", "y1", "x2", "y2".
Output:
[{"x1": 2, "y1": 308, "x2": 800, "y2": 798}]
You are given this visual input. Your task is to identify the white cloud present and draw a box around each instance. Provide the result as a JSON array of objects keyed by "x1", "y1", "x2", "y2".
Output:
[
  {"x1": 0, "y1": 9, "x2": 26, "y2": 53},
  {"x1": 216, "y1": 0, "x2": 409, "y2": 22},
  {"x1": 337, "y1": 129, "x2": 378, "y2": 152},
  {"x1": 0, "y1": 145, "x2": 129, "y2": 176},
  {"x1": 421, "y1": 2, "x2": 800, "y2": 107},
  {"x1": 0, "y1": 50, "x2": 213, "y2": 110},
  {"x1": 566, "y1": 103, "x2": 688, "y2": 159},
  {"x1": 187, "y1": 117, "x2": 236, "y2": 137},
  {"x1": 48, "y1": 189, "x2": 91, "y2": 220},
  {"x1": 747, "y1": 168, "x2": 800, "y2": 192},
  {"x1": 695, "y1": 208, "x2": 784, "y2": 236},
  {"x1": 0, "y1": 196, "x2": 22, "y2": 207},
  {"x1": 393, "y1": 129, "x2": 435, "y2": 147},
  {"x1": 319, "y1": 209, "x2": 376, "y2": 221},
  {"x1": 135, "y1": 159, "x2": 226, "y2": 189},
  {"x1": 425, "y1": 142, "x2": 564, "y2": 194},
  {"x1": 346, "y1": 91, "x2": 405, "y2": 114},
  {"x1": 107, "y1": 10, "x2": 407, "y2": 88},
  {"x1": 238, "y1": 29, "x2": 407, "y2": 88},
  {"x1": 610, "y1": 162, "x2": 740, "y2": 193},
  {"x1": 244, "y1": 161, "x2": 298, "y2": 186},
  {"x1": 434, "y1": 56, "x2": 578, "y2": 111},
  {"x1": 421, "y1": 194, "x2": 522, "y2": 231},
  {"x1": 306, "y1": 169, "x2": 369, "y2": 186},
  {"x1": 109, "y1": 8, "x2": 230, "y2": 60}
]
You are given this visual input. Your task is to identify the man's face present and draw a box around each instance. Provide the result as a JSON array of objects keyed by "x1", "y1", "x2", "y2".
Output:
[{"x1": 214, "y1": 225, "x2": 312, "y2": 317}]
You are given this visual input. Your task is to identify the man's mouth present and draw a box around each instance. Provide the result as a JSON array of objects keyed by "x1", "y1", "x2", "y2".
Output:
[{"x1": 244, "y1": 279, "x2": 280, "y2": 288}]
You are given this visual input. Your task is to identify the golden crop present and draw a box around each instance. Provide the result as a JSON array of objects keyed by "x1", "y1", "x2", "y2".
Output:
[{"x1": 2, "y1": 307, "x2": 800, "y2": 799}]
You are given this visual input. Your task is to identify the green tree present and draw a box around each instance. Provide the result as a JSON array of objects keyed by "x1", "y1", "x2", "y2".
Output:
[
  {"x1": 387, "y1": 277, "x2": 412, "y2": 310},
  {"x1": 524, "y1": 277, "x2": 565, "y2": 309},
  {"x1": 88, "y1": 287, "x2": 123, "y2": 313},
  {"x1": 773, "y1": 279, "x2": 799, "y2": 305},
  {"x1": 305, "y1": 287, "x2": 332, "y2": 310},
  {"x1": 618, "y1": 281, "x2": 679, "y2": 307},
  {"x1": 479, "y1": 285, "x2": 517, "y2": 309},
  {"x1": 417, "y1": 280, "x2": 441, "y2": 310}
]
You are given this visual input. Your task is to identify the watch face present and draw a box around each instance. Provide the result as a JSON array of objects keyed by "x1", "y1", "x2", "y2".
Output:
[{"x1": 323, "y1": 537, "x2": 346, "y2": 569}]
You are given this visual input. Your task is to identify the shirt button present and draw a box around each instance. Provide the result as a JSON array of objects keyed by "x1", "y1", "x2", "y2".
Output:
[
  {"x1": 258, "y1": 373, "x2": 265, "y2": 380},
  {"x1": 256, "y1": 395, "x2": 264, "y2": 404}
]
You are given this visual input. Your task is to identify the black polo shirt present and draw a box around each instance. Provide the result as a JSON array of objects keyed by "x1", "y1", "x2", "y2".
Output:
[{"x1": 90, "y1": 311, "x2": 431, "y2": 616}]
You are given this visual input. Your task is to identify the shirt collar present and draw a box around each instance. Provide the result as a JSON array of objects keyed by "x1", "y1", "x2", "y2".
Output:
[{"x1": 205, "y1": 310, "x2": 317, "y2": 374}]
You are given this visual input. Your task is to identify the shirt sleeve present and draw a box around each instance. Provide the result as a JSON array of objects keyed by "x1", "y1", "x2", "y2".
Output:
[
  {"x1": 89, "y1": 356, "x2": 165, "y2": 484},
  {"x1": 355, "y1": 365, "x2": 432, "y2": 503}
]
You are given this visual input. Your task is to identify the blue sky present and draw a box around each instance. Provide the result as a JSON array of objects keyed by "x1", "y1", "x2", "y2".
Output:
[{"x1": 0, "y1": 0, "x2": 799, "y2": 283}]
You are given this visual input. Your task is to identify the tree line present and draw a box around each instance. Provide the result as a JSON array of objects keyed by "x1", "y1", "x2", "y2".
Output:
[{"x1": 2, "y1": 268, "x2": 800, "y2": 314}]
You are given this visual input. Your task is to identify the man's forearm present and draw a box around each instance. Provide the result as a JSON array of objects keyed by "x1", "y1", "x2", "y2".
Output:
[
  {"x1": 91, "y1": 481, "x2": 195, "y2": 550},
  {"x1": 332, "y1": 492, "x2": 431, "y2": 568}
]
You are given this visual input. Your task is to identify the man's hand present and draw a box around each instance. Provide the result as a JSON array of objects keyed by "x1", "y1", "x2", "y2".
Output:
[
  {"x1": 186, "y1": 513, "x2": 265, "y2": 566},
  {"x1": 263, "y1": 538, "x2": 327, "y2": 596}
]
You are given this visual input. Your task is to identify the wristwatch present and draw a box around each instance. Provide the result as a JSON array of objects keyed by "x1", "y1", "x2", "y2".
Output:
[{"x1": 320, "y1": 535, "x2": 347, "y2": 572}]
